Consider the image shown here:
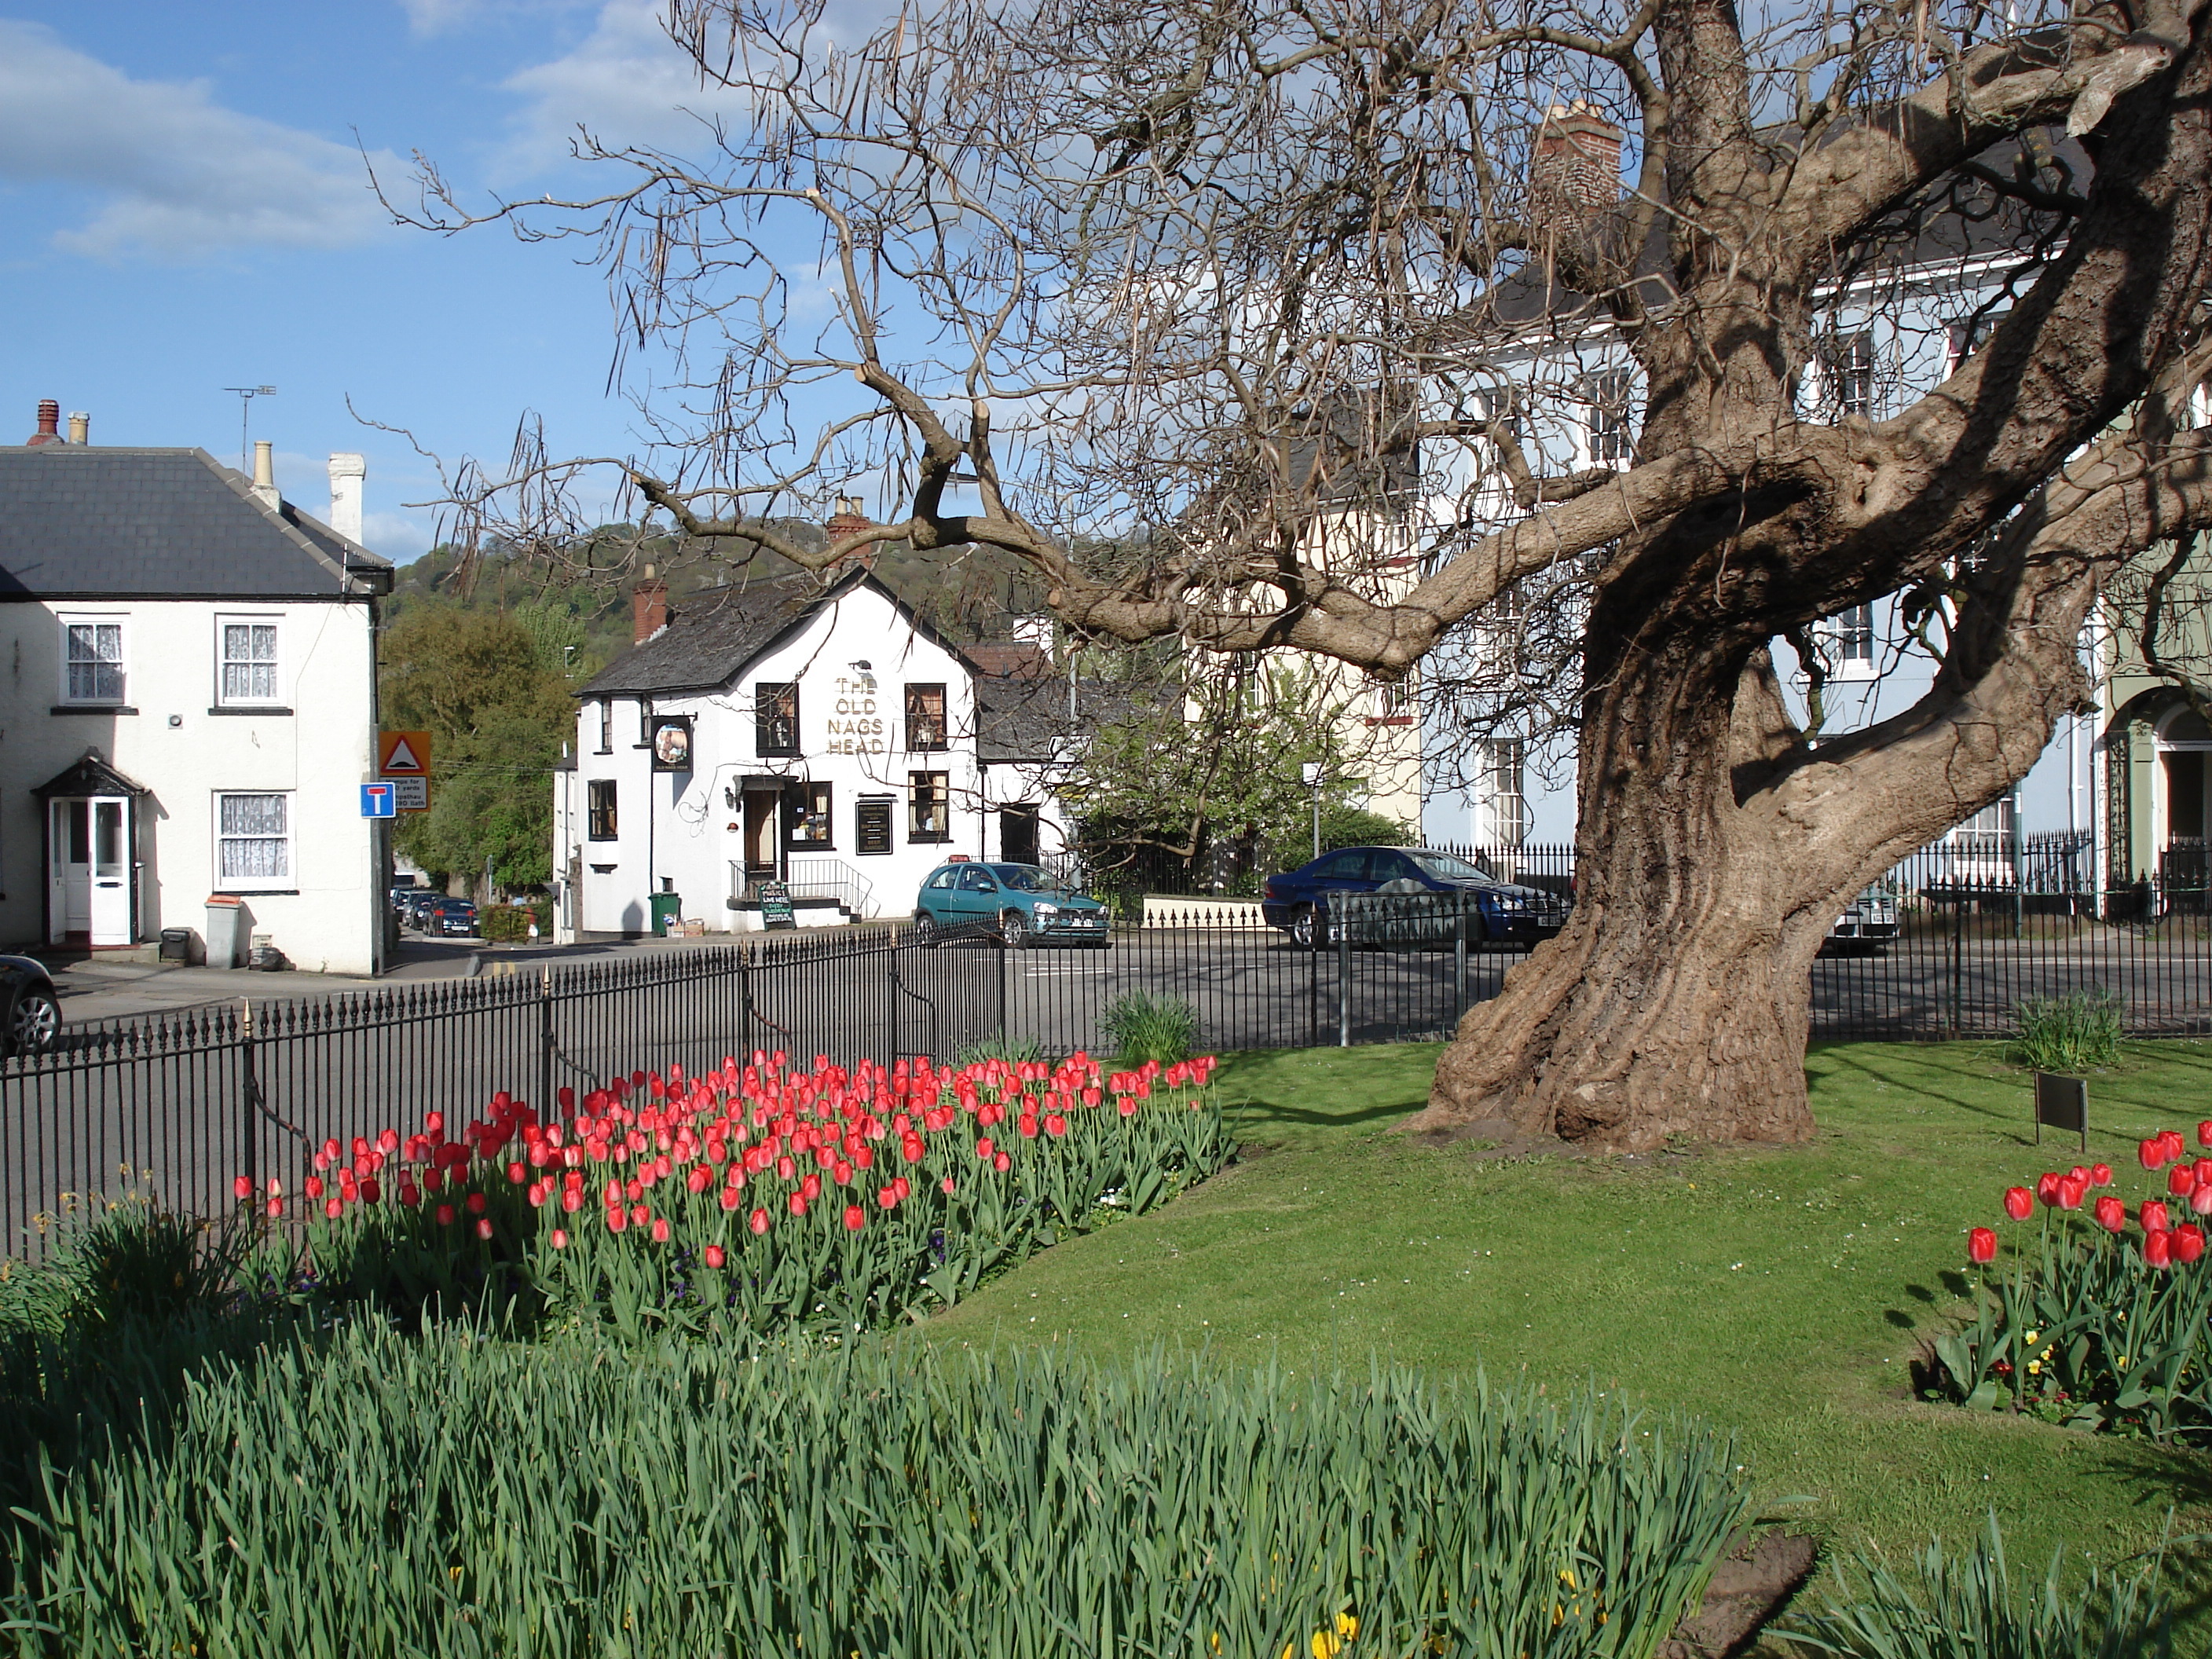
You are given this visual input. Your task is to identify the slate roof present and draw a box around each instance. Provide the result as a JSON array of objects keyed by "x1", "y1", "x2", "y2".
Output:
[
  {"x1": 32, "y1": 747, "x2": 151, "y2": 799},
  {"x1": 0, "y1": 447, "x2": 393, "y2": 599},
  {"x1": 580, "y1": 570, "x2": 840, "y2": 697},
  {"x1": 976, "y1": 674, "x2": 1136, "y2": 763}
]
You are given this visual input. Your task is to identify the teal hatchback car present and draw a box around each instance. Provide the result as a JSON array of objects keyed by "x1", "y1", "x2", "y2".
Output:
[{"x1": 910, "y1": 862, "x2": 1111, "y2": 948}]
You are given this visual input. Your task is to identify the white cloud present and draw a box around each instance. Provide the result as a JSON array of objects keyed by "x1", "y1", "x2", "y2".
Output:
[
  {"x1": 0, "y1": 22, "x2": 398, "y2": 260},
  {"x1": 397, "y1": 0, "x2": 586, "y2": 40}
]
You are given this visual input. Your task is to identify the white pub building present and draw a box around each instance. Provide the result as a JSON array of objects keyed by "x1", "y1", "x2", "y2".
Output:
[{"x1": 552, "y1": 562, "x2": 1082, "y2": 938}]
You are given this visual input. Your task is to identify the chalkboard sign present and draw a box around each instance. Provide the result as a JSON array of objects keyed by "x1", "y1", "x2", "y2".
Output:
[
  {"x1": 756, "y1": 881, "x2": 797, "y2": 930},
  {"x1": 2034, "y1": 1071, "x2": 2088, "y2": 1150}
]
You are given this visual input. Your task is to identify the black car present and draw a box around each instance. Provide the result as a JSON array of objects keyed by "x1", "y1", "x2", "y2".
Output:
[
  {"x1": 0, "y1": 955, "x2": 61, "y2": 1057},
  {"x1": 427, "y1": 899, "x2": 480, "y2": 939},
  {"x1": 1261, "y1": 846, "x2": 1568, "y2": 948}
]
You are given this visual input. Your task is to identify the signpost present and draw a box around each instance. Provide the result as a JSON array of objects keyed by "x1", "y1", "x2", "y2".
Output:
[
  {"x1": 2034, "y1": 1071, "x2": 2089, "y2": 1151},
  {"x1": 755, "y1": 880, "x2": 797, "y2": 930},
  {"x1": 359, "y1": 782, "x2": 397, "y2": 819}
]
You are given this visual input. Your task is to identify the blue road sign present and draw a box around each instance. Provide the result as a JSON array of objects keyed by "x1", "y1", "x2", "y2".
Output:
[{"x1": 360, "y1": 782, "x2": 396, "y2": 819}]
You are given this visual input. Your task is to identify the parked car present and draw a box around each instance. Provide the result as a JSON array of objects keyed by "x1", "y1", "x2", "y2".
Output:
[
  {"x1": 1262, "y1": 846, "x2": 1568, "y2": 949},
  {"x1": 910, "y1": 862, "x2": 1111, "y2": 948},
  {"x1": 426, "y1": 898, "x2": 480, "y2": 939},
  {"x1": 403, "y1": 891, "x2": 443, "y2": 932},
  {"x1": 1824, "y1": 884, "x2": 1901, "y2": 952},
  {"x1": 0, "y1": 955, "x2": 61, "y2": 1057}
]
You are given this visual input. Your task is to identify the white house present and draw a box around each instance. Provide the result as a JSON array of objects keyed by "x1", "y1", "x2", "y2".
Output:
[
  {"x1": 0, "y1": 408, "x2": 394, "y2": 972},
  {"x1": 552, "y1": 565, "x2": 1085, "y2": 938}
]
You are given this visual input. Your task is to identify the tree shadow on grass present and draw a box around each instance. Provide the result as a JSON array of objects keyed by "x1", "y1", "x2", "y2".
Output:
[{"x1": 2080, "y1": 1437, "x2": 2212, "y2": 1632}]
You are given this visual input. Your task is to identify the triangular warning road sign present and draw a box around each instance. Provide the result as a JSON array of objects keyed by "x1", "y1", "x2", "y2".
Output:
[{"x1": 383, "y1": 737, "x2": 423, "y2": 774}]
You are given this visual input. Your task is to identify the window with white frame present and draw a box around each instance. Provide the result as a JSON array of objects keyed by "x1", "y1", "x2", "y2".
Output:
[
  {"x1": 1482, "y1": 740, "x2": 1529, "y2": 845},
  {"x1": 60, "y1": 617, "x2": 126, "y2": 704},
  {"x1": 215, "y1": 793, "x2": 292, "y2": 888},
  {"x1": 1582, "y1": 370, "x2": 1635, "y2": 463},
  {"x1": 1822, "y1": 602, "x2": 1877, "y2": 678},
  {"x1": 217, "y1": 617, "x2": 280, "y2": 705},
  {"x1": 1820, "y1": 331, "x2": 1876, "y2": 418}
]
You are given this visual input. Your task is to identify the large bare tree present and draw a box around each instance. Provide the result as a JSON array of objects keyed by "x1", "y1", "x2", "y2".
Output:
[{"x1": 398, "y1": 0, "x2": 2212, "y2": 1149}]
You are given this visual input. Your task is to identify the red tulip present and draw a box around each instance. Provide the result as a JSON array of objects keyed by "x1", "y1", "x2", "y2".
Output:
[
  {"x1": 2144, "y1": 1200, "x2": 2173, "y2": 1234},
  {"x1": 2163, "y1": 1130, "x2": 2188, "y2": 1163},
  {"x1": 801, "y1": 1173, "x2": 822, "y2": 1202},
  {"x1": 720, "y1": 1186, "x2": 742, "y2": 1211},
  {"x1": 631, "y1": 1203, "x2": 648, "y2": 1228},
  {"x1": 1967, "y1": 1227, "x2": 1998, "y2": 1264},
  {"x1": 2003, "y1": 1186, "x2": 2034, "y2": 1221},
  {"x1": 562, "y1": 1187, "x2": 584, "y2": 1213},
  {"x1": 435, "y1": 1203, "x2": 456, "y2": 1227},
  {"x1": 2200, "y1": 1120, "x2": 2212, "y2": 1148},
  {"x1": 2170, "y1": 1165, "x2": 2195, "y2": 1199},
  {"x1": 877, "y1": 1185, "x2": 899, "y2": 1209},
  {"x1": 704, "y1": 1244, "x2": 725, "y2": 1269},
  {"x1": 843, "y1": 1204, "x2": 866, "y2": 1232},
  {"x1": 476, "y1": 1218, "x2": 494, "y2": 1240},
  {"x1": 324, "y1": 1199, "x2": 342, "y2": 1220},
  {"x1": 650, "y1": 1217, "x2": 670, "y2": 1243},
  {"x1": 507, "y1": 1161, "x2": 527, "y2": 1185},
  {"x1": 2091, "y1": 1162, "x2": 2113, "y2": 1185},
  {"x1": 941, "y1": 1175, "x2": 957, "y2": 1194},
  {"x1": 1044, "y1": 1113, "x2": 1068, "y2": 1137},
  {"x1": 2141, "y1": 1138, "x2": 2164, "y2": 1171},
  {"x1": 606, "y1": 1205, "x2": 626, "y2": 1233},
  {"x1": 551, "y1": 1228, "x2": 569, "y2": 1250},
  {"x1": 233, "y1": 1175, "x2": 253, "y2": 1201},
  {"x1": 749, "y1": 1207, "x2": 771, "y2": 1234},
  {"x1": 2058, "y1": 1177, "x2": 2087, "y2": 1210},
  {"x1": 2193, "y1": 1185, "x2": 2212, "y2": 1217},
  {"x1": 976, "y1": 1137, "x2": 994, "y2": 1159},
  {"x1": 2178, "y1": 1225, "x2": 2207, "y2": 1264},
  {"x1": 2095, "y1": 1195, "x2": 2127, "y2": 1231},
  {"x1": 2034, "y1": 1172, "x2": 2062, "y2": 1206},
  {"x1": 305, "y1": 1175, "x2": 325, "y2": 1199},
  {"x1": 466, "y1": 1192, "x2": 488, "y2": 1215},
  {"x1": 788, "y1": 1192, "x2": 808, "y2": 1218},
  {"x1": 2147, "y1": 1229, "x2": 2175, "y2": 1269}
]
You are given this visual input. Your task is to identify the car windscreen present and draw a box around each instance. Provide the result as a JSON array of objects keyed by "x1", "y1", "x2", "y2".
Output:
[
  {"x1": 991, "y1": 864, "x2": 1053, "y2": 891},
  {"x1": 1406, "y1": 851, "x2": 1498, "y2": 885}
]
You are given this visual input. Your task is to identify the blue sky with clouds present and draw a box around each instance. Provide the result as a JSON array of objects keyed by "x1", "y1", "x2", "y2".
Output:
[{"x1": 0, "y1": 2, "x2": 774, "y2": 561}]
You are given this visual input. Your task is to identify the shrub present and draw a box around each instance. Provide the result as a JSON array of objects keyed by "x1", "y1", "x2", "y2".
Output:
[
  {"x1": 254, "y1": 1049, "x2": 1231, "y2": 1341},
  {"x1": 2012, "y1": 987, "x2": 2122, "y2": 1073},
  {"x1": 1782, "y1": 1513, "x2": 2171, "y2": 1659},
  {"x1": 1101, "y1": 990, "x2": 1200, "y2": 1065},
  {"x1": 478, "y1": 901, "x2": 548, "y2": 943},
  {"x1": 1931, "y1": 1124, "x2": 2212, "y2": 1437},
  {"x1": 6, "y1": 1326, "x2": 1748, "y2": 1658}
]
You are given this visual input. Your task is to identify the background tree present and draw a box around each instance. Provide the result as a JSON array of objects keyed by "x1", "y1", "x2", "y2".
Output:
[
  {"x1": 380, "y1": 606, "x2": 579, "y2": 898},
  {"x1": 395, "y1": 0, "x2": 2212, "y2": 1148}
]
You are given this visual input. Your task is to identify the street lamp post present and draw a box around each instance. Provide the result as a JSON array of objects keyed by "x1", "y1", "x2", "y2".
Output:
[{"x1": 1301, "y1": 762, "x2": 1324, "y2": 860}]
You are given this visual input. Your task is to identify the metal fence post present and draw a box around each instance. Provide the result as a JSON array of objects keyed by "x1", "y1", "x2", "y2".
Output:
[
  {"x1": 888, "y1": 932, "x2": 902, "y2": 1069},
  {"x1": 537, "y1": 969, "x2": 555, "y2": 1113},
  {"x1": 1454, "y1": 892, "x2": 1469, "y2": 1019},
  {"x1": 1337, "y1": 905, "x2": 1352, "y2": 1047},
  {"x1": 238, "y1": 999, "x2": 258, "y2": 1194}
]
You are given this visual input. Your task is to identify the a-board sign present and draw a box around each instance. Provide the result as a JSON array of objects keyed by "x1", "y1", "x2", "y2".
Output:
[
  {"x1": 2034, "y1": 1071, "x2": 2088, "y2": 1150},
  {"x1": 756, "y1": 881, "x2": 797, "y2": 929}
]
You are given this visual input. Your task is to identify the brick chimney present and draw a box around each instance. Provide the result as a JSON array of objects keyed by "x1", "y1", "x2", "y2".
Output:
[
  {"x1": 1531, "y1": 101, "x2": 1624, "y2": 229},
  {"x1": 632, "y1": 562, "x2": 669, "y2": 645},
  {"x1": 24, "y1": 400, "x2": 62, "y2": 446},
  {"x1": 825, "y1": 494, "x2": 873, "y2": 567}
]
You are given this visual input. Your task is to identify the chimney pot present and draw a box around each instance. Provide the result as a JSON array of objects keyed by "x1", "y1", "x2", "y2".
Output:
[
  {"x1": 327, "y1": 452, "x2": 366, "y2": 543},
  {"x1": 66, "y1": 412, "x2": 89, "y2": 445},
  {"x1": 1531, "y1": 105, "x2": 1624, "y2": 229},
  {"x1": 632, "y1": 575, "x2": 670, "y2": 646},
  {"x1": 825, "y1": 496, "x2": 875, "y2": 569},
  {"x1": 25, "y1": 399, "x2": 61, "y2": 446},
  {"x1": 251, "y1": 440, "x2": 280, "y2": 510}
]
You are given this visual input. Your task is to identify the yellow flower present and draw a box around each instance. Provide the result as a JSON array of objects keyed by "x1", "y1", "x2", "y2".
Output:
[
  {"x1": 1559, "y1": 1569, "x2": 1577, "y2": 1590},
  {"x1": 2024, "y1": 1329, "x2": 2039, "y2": 1345},
  {"x1": 2118, "y1": 1354, "x2": 2130, "y2": 1370},
  {"x1": 1336, "y1": 1613, "x2": 1359, "y2": 1640},
  {"x1": 2027, "y1": 1361, "x2": 2042, "y2": 1374}
]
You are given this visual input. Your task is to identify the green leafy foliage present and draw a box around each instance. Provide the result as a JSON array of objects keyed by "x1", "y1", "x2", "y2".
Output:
[
  {"x1": 1101, "y1": 991, "x2": 1201, "y2": 1066},
  {"x1": 1782, "y1": 1514, "x2": 2170, "y2": 1658},
  {"x1": 5, "y1": 1326, "x2": 1746, "y2": 1659},
  {"x1": 2013, "y1": 988, "x2": 2122, "y2": 1074}
]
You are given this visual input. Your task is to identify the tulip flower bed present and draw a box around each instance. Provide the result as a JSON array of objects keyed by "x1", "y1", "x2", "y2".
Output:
[
  {"x1": 4, "y1": 1318, "x2": 1748, "y2": 1659},
  {"x1": 1932, "y1": 1121, "x2": 2212, "y2": 1437},
  {"x1": 253, "y1": 1049, "x2": 1232, "y2": 1340}
]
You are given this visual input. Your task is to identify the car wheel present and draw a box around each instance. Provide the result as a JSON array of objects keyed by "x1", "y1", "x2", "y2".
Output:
[
  {"x1": 1000, "y1": 910, "x2": 1029, "y2": 950},
  {"x1": 912, "y1": 912, "x2": 939, "y2": 948},
  {"x1": 9, "y1": 989, "x2": 60, "y2": 1057},
  {"x1": 1289, "y1": 906, "x2": 1317, "y2": 950}
]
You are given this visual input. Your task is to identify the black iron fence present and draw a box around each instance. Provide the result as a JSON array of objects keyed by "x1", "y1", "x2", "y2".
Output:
[{"x1": 7, "y1": 843, "x2": 2212, "y2": 1251}]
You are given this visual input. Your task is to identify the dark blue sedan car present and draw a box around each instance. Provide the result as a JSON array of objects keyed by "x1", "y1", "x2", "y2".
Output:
[{"x1": 1261, "y1": 846, "x2": 1567, "y2": 948}]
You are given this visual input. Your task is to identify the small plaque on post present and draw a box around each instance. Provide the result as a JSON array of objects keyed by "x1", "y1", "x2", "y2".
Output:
[{"x1": 2034, "y1": 1071, "x2": 2088, "y2": 1150}]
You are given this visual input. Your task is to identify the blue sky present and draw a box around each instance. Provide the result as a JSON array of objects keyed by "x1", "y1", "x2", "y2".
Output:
[{"x1": 0, "y1": 2, "x2": 784, "y2": 561}]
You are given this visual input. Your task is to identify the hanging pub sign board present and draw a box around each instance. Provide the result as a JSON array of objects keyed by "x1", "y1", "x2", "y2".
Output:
[
  {"x1": 755, "y1": 880, "x2": 797, "y2": 929},
  {"x1": 651, "y1": 716, "x2": 694, "y2": 771}
]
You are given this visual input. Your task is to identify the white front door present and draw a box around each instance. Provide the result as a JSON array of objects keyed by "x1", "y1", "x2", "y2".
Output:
[{"x1": 49, "y1": 797, "x2": 132, "y2": 946}]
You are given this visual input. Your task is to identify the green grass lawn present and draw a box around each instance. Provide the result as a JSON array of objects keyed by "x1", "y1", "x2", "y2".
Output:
[{"x1": 926, "y1": 1038, "x2": 2212, "y2": 1639}]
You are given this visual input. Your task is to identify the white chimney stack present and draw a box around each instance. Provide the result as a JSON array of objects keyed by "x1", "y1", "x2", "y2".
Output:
[
  {"x1": 328, "y1": 452, "x2": 366, "y2": 544},
  {"x1": 251, "y1": 440, "x2": 280, "y2": 510}
]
